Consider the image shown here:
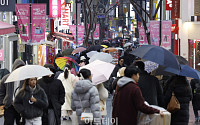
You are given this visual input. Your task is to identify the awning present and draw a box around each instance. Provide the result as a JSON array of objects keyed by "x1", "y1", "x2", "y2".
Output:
[
  {"x1": 0, "y1": 21, "x2": 16, "y2": 35},
  {"x1": 55, "y1": 36, "x2": 74, "y2": 44},
  {"x1": 53, "y1": 32, "x2": 74, "y2": 39}
]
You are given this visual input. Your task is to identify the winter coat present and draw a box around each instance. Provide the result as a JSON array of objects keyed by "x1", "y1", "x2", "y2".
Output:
[
  {"x1": 164, "y1": 76, "x2": 192, "y2": 125},
  {"x1": 71, "y1": 79, "x2": 101, "y2": 125},
  {"x1": 38, "y1": 76, "x2": 65, "y2": 125},
  {"x1": 0, "y1": 59, "x2": 25, "y2": 108},
  {"x1": 138, "y1": 70, "x2": 163, "y2": 106},
  {"x1": 97, "y1": 83, "x2": 108, "y2": 116},
  {"x1": 57, "y1": 71, "x2": 78, "y2": 111},
  {"x1": 111, "y1": 64, "x2": 123, "y2": 78},
  {"x1": 191, "y1": 79, "x2": 200, "y2": 110},
  {"x1": 112, "y1": 77, "x2": 160, "y2": 125},
  {"x1": 14, "y1": 84, "x2": 48, "y2": 119}
]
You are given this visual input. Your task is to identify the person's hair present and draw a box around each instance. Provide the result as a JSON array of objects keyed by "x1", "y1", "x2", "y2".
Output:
[
  {"x1": 133, "y1": 61, "x2": 145, "y2": 71},
  {"x1": 124, "y1": 66, "x2": 139, "y2": 78},
  {"x1": 64, "y1": 64, "x2": 71, "y2": 79},
  {"x1": 77, "y1": 68, "x2": 91, "y2": 79},
  {"x1": 21, "y1": 78, "x2": 37, "y2": 97},
  {"x1": 118, "y1": 57, "x2": 124, "y2": 62}
]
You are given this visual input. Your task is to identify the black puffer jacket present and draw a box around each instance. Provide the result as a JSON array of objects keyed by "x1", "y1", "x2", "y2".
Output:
[
  {"x1": 191, "y1": 79, "x2": 200, "y2": 110},
  {"x1": 14, "y1": 84, "x2": 48, "y2": 119},
  {"x1": 164, "y1": 76, "x2": 192, "y2": 125}
]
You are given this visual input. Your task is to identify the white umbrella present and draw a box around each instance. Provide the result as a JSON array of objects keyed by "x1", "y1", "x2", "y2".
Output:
[
  {"x1": 86, "y1": 51, "x2": 99, "y2": 58},
  {"x1": 80, "y1": 60, "x2": 115, "y2": 85},
  {"x1": 89, "y1": 52, "x2": 113, "y2": 63},
  {"x1": 5, "y1": 65, "x2": 53, "y2": 83},
  {"x1": 124, "y1": 42, "x2": 133, "y2": 47}
]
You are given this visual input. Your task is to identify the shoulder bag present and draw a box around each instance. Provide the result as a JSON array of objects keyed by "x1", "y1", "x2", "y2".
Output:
[{"x1": 167, "y1": 91, "x2": 180, "y2": 113}]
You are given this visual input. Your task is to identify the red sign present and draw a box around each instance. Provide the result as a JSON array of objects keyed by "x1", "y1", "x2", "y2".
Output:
[
  {"x1": 0, "y1": 50, "x2": 4, "y2": 61},
  {"x1": 166, "y1": 0, "x2": 172, "y2": 10},
  {"x1": 61, "y1": 2, "x2": 70, "y2": 28},
  {"x1": 172, "y1": 0, "x2": 180, "y2": 19},
  {"x1": 49, "y1": 0, "x2": 61, "y2": 18}
]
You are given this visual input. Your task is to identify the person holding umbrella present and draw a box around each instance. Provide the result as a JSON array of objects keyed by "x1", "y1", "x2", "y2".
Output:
[
  {"x1": 37, "y1": 64, "x2": 65, "y2": 125},
  {"x1": 14, "y1": 78, "x2": 48, "y2": 125},
  {"x1": 0, "y1": 59, "x2": 25, "y2": 125}
]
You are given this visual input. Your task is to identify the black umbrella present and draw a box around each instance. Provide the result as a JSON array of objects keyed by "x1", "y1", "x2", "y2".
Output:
[
  {"x1": 175, "y1": 55, "x2": 188, "y2": 65},
  {"x1": 86, "y1": 45, "x2": 103, "y2": 52},
  {"x1": 62, "y1": 48, "x2": 74, "y2": 56}
]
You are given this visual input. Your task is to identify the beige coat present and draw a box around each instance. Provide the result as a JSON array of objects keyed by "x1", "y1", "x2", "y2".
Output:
[
  {"x1": 57, "y1": 71, "x2": 78, "y2": 111},
  {"x1": 97, "y1": 83, "x2": 108, "y2": 116}
]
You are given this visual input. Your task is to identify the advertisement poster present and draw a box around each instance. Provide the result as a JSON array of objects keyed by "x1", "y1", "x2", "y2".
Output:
[
  {"x1": 32, "y1": 4, "x2": 46, "y2": 44},
  {"x1": 16, "y1": 4, "x2": 30, "y2": 44},
  {"x1": 150, "y1": 21, "x2": 160, "y2": 46},
  {"x1": 139, "y1": 27, "x2": 148, "y2": 45},
  {"x1": 88, "y1": 24, "x2": 100, "y2": 39},
  {"x1": 0, "y1": 50, "x2": 4, "y2": 61},
  {"x1": 161, "y1": 21, "x2": 172, "y2": 50},
  {"x1": 69, "y1": 25, "x2": 84, "y2": 45},
  {"x1": 49, "y1": 0, "x2": 61, "y2": 18}
]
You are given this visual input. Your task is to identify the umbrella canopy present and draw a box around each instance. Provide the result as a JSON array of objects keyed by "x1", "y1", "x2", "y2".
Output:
[
  {"x1": 62, "y1": 48, "x2": 74, "y2": 56},
  {"x1": 0, "y1": 21, "x2": 16, "y2": 35},
  {"x1": 87, "y1": 45, "x2": 103, "y2": 52},
  {"x1": 5, "y1": 65, "x2": 53, "y2": 83},
  {"x1": 175, "y1": 55, "x2": 188, "y2": 65},
  {"x1": 102, "y1": 48, "x2": 118, "y2": 53},
  {"x1": 86, "y1": 51, "x2": 99, "y2": 58},
  {"x1": 124, "y1": 42, "x2": 132, "y2": 47},
  {"x1": 72, "y1": 47, "x2": 86, "y2": 54},
  {"x1": 80, "y1": 60, "x2": 115, "y2": 85},
  {"x1": 89, "y1": 52, "x2": 113, "y2": 63},
  {"x1": 164, "y1": 65, "x2": 200, "y2": 79},
  {"x1": 144, "y1": 61, "x2": 159, "y2": 73},
  {"x1": 55, "y1": 57, "x2": 79, "y2": 72},
  {"x1": 130, "y1": 45, "x2": 180, "y2": 71}
]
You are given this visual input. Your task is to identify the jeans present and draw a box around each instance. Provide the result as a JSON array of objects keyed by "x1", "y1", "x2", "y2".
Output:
[{"x1": 25, "y1": 117, "x2": 41, "y2": 125}]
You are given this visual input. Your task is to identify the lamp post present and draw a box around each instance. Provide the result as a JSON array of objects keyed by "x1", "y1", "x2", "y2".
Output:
[{"x1": 159, "y1": 0, "x2": 162, "y2": 46}]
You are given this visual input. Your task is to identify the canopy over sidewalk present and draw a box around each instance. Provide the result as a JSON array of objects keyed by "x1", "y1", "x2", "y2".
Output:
[{"x1": 0, "y1": 21, "x2": 16, "y2": 35}]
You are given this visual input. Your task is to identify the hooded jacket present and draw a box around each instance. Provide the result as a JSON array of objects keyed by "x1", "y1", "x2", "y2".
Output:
[
  {"x1": 14, "y1": 84, "x2": 48, "y2": 119},
  {"x1": 0, "y1": 59, "x2": 25, "y2": 108},
  {"x1": 71, "y1": 79, "x2": 101, "y2": 124},
  {"x1": 112, "y1": 77, "x2": 160, "y2": 125}
]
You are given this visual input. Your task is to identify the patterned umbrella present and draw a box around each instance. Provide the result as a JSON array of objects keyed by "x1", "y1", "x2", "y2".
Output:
[
  {"x1": 72, "y1": 47, "x2": 86, "y2": 54},
  {"x1": 55, "y1": 57, "x2": 79, "y2": 72},
  {"x1": 144, "y1": 61, "x2": 159, "y2": 73}
]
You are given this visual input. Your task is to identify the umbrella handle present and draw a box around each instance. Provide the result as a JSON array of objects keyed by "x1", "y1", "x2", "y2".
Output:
[{"x1": 29, "y1": 95, "x2": 34, "y2": 104}]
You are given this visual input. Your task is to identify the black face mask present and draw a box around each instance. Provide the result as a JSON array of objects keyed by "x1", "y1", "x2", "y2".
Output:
[{"x1": 43, "y1": 75, "x2": 55, "y2": 83}]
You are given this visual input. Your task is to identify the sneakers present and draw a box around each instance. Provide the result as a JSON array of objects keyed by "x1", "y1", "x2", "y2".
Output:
[{"x1": 62, "y1": 116, "x2": 71, "y2": 121}]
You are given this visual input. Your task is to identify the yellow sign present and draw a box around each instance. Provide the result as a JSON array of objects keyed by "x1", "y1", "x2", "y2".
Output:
[{"x1": 131, "y1": 20, "x2": 134, "y2": 24}]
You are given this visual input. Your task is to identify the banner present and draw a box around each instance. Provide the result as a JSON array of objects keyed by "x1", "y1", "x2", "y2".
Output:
[
  {"x1": 194, "y1": 0, "x2": 200, "y2": 16},
  {"x1": 16, "y1": 4, "x2": 30, "y2": 44},
  {"x1": 172, "y1": 0, "x2": 180, "y2": 19},
  {"x1": 166, "y1": 0, "x2": 172, "y2": 10},
  {"x1": 88, "y1": 24, "x2": 100, "y2": 39},
  {"x1": 150, "y1": 21, "x2": 160, "y2": 46},
  {"x1": 61, "y1": 2, "x2": 71, "y2": 29},
  {"x1": 49, "y1": 0, "x2": 61, "y2": 18},
  {"x1": 161, "y1": 21, "x2": 172, "y2": 50},
  {"x1": 139, "y1": 27, "x2": 148, "y2": 45},
  {"x1": 0, "y1": 50, "x2": 4, "y2": 61},
  {"x1": 69, "y1": 25, "x2": 84, "y2": 45},
  {"x1": 31, "y1": 4, "x2": 46, "y2": 44},
  {"x1": 0, "y1": 0, "x2": 15, "y2": 11}
]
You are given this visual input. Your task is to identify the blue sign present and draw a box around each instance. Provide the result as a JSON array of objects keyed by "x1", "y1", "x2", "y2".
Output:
[
  {"x1": 0, "y1": 0, "x2": 15, "y2": 11},
  {"x1": 97, "y1": 15, "x2": 105, "y2": 18}
]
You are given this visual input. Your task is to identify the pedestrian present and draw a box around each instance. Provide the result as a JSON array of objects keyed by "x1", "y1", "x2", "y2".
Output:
[
  {"x1": 37, "y1": 64, "x2": 65, "y2": 125},
  {"x1": 71, "y1": 68, "x2": 101, "y2": 125},
  {"x1": 164, "y1": 75, "x2": 192, "y2": 125},
  {"x1": 112, "y1": 67, "x2": 126, "y2": 92},
  {"x1": 134, "y1": 61, "x2": 164, "y2": 106},
  {"x1": 0, "y1": 59, "x2": 25, "y2": 125},
  {"x1": 190, "y1": 79, "x2": 200, "y2": 122},
  {"x1": 78, "y1": 56, "x2": 86, "y2": 67},
  {"x1": 57, "y1": 64, "x2": 78, "y2": 121},
  {"x1": 14, "y1": 78, "x2": 48, "y2": 125},
  {"x1": 112, "y1": 66, "x2": 163, "y2": 125},
  {"x1": 111, "y1": 57, "x2": 125, "y2": 78}
]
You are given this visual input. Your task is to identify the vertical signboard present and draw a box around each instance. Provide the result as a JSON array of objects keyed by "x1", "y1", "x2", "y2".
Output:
[
  {"x1": 61, "y1": 2, "x2": 71, "y2": 29},
  {"x1": 94, "y1": 24, "x2": 100, "y2": 39},
  {"x1": 0, "y1": 0, "x2": 15, "y2": 11},
  {"x1": 172, "y1": 0, "x2": 180, "y2": 19},
  {"x1": 166, "y1": 0, "x2": 172, "y2": 10},
  {"x1": 139, "y1": 27, "x2": 148, "y2": 45},
  {"x1": 0, "y1": 50, "x2": 4, "y2": 61},
  {"x1": 161, "y1": 21, "x2": 172, "y2": 50},
  {"x1": 194, "y1": 0, "x2": 200, "y2": 16},
  {"x1": 31, "y1": 4, "x2": 46, "y2": 44},
  {"x1": 150, "y1": 21, "x2": 160, "y2": 46},
  {"x1": 49, "y1": 0, "x2": 61, "y2": 18},
  {"x1": 16, "y1": 4, "x2": 30, "y2": 44},
  {"x1": 69, "y1": 25, "x2": 84, "y2": 45}
]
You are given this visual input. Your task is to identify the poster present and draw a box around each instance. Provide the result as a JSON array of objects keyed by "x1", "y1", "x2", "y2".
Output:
[
  {"x1": 49, "y1": 0, "x2": 61, "y2": 18},
  {"x1": 88, "y1": 24, "x2": 100, "y2": 39},
  {"x1": 150, "y1": 21, "x2": 160, "y2": 46},
  {"x1": 161, "y1": 21, "x2": 172, "y2": 50},
  {"x1": 16, "y1": 4, "x2": 30, "y2": 44},
  {"x1": 32, "y1": 4, "x2": 46, "y2": 44},
  {"x1": 139, "y1": 27, "x2": 148, "y2": 45},
  {"x1": 69, "y1": 25, "x2": 84, "y2": 45}
]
